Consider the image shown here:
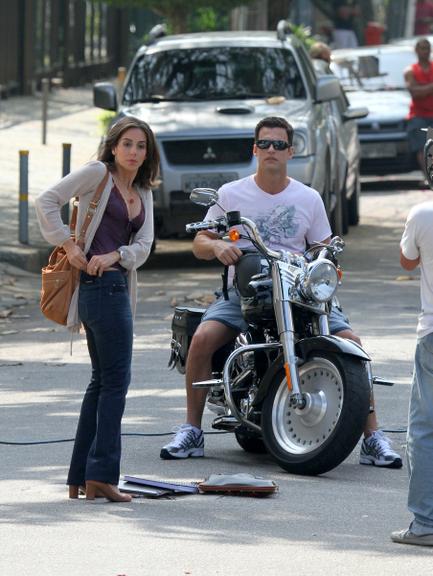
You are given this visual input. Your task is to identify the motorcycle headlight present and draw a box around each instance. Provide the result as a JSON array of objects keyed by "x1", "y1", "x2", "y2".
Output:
[{"x1": 301, "y1": 260, "x2": 338, "y2": 303}]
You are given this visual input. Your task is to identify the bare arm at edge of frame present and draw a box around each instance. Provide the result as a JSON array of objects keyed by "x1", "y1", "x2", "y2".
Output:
[{"x1": 400, "y1": 248, "x2": 420, "y2": 271}]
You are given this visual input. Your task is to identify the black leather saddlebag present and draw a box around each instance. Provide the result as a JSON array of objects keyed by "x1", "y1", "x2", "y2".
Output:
[{"x1": 168, "y1": 306, "x2": 205, "y2": 374}]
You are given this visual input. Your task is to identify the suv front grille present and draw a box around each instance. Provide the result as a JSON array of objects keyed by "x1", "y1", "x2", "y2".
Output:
[
  {"x1": 358, "y1": 121, "x2": 405, "y2": 134},
  {"x1": 163, "y1": 138, "x2": 254, "y2": 165}
]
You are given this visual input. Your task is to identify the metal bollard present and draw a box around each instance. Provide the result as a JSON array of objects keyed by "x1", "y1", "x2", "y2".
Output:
[
  {"x1": 61, "y1": 143, "x2": 71, "y2": 224},
  {"x1": 117, "y1": 66, "x2": 127, "y2": 102},
  {"x1": 41, "y1": 78, "x2": 49, "y2": 145},
  {"x1": 19, "y1": 150, "x2": 29, "y2": 244}
]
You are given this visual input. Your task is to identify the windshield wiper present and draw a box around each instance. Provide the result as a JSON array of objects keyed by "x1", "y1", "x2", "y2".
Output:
[
  {"x1": 131, "y1": 93, "x2": 270, "y2": 103},
  {"x1": 185, "y1": 93, "x2": 268, "y2": 101},
  {"x1": 131, "y1": 95, "x2": 185, "y2": 103},
  {"x1": 230, "y1": 93, "x2": 268, "y2": 99}
]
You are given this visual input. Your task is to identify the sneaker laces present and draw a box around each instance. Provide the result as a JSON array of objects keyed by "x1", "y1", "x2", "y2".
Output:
[
  {"x1": 368, "y1": 430, "x2": 394, "y2": 455},
  {"x1": 170, "y1": 425, "x2": 200, "y2": 449}
]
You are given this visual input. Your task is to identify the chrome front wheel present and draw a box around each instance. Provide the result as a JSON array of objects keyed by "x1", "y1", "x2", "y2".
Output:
[
  {"x1": 261, "y1": 353, "x2": 370, "y2": 475},
  {"x1": 271, "y1": 358, "x2": 343, "y2": 454}
]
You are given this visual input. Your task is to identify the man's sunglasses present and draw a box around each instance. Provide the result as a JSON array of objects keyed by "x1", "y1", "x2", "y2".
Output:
[{"x1": 255, "y1": 139, "x2": 291, "y2": 150}]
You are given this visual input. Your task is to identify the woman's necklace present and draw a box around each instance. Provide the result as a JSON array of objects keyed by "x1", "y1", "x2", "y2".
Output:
[{"x1": 113, "y1": 175, "x2": 135, "y2": 204}]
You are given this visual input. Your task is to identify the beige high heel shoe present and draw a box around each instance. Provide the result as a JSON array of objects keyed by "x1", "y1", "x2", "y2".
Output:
[
  {"x1": 68, "y1": 484, "x2": 106, "y2": 499},
  {"x1": 68, "y1": 485, "x2": 80, "y2": 499},
  {"x1": 86, "y1": 480, "x2": 132, "y2": 502}
]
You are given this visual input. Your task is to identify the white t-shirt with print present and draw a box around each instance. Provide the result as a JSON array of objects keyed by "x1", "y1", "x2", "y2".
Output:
[
  {"x1": 400, "y1": 201, "x2": 433, "y2": 338},
  {"x1": 204, "y1": 174, "x2": 332, "y2": 284}
]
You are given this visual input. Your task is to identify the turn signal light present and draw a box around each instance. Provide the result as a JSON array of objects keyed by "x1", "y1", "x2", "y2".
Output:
[
  {"x1": 284, "y1": 362, "x2": 292, "y2": 391},
  {"x1": 228, "y1": 229, "x2": 240, "y2": 242},
  {"x1": 337, "y1": 266, "x2": 343, "y2": 281}
]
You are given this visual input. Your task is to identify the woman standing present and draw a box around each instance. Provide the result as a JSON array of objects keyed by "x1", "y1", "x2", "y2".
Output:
[{"x1": 35, "y1": 117, "x2": 159, "y2": 502}]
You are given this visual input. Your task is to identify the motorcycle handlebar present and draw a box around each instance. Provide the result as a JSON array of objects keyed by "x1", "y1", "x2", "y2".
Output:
[
  {"x1": 239, "y1": 216, "x2": 284, "y2": 259},
  {"x1": 185, "y1": 220, "x2": 220, "y2": 233},
  {"x1": 185, "y1": 216, "x2": 284, "y2": 259},
  {"x1": 185, "y1": 215, "x2": 304, "y2": 262}
]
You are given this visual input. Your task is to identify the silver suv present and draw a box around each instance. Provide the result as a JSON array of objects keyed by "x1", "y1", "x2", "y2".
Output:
[{"x1": 94, "y1": 26, "x2": 345, "y2": 237}]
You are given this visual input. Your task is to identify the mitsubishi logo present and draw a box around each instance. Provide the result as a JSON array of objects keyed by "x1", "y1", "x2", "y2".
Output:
[{"x1": 203, "y1": 146, "x2": 217, "y2": 161}]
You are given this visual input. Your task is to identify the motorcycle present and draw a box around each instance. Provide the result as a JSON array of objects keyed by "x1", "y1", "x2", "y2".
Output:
[{"x1": 169, "y1": 187, "x2": 383, "y2": 476}]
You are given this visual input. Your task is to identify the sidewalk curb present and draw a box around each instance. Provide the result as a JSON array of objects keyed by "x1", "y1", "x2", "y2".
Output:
[
  {"x1": 0, "y1": 244, "x2": 214, "y2": 273},
  {"x1": 0, "y1": 245, "x2": 51, "y2": 274}
]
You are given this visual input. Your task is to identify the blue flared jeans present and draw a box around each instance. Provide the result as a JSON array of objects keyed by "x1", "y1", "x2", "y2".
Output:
[
  {"x1": 67, "y1": 270, "x2": 133, "y2": 486},
  {"x1": 407, "y1": 331, "x2": 433, "y2": 534}
]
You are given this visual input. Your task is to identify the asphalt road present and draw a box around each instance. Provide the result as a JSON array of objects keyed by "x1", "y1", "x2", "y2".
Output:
[{"x1": 1, "y1": 181, "x2": 433, "y2": 575}]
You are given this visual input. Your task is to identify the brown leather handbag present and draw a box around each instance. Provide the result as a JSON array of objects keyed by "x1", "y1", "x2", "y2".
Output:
[{"x1": 40, "y1": 168, "x2": 109, "y2": 325}]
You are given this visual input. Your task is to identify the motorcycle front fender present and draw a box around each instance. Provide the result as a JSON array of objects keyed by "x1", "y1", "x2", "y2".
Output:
[
  {"x1": 296, "y1": 335, "x2": 371, "y2": 362},
  {"x1": 254, "y1": 335, "x2": 370, "y2": 407}
]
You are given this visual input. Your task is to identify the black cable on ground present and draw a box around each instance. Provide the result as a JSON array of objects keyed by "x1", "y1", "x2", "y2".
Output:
[
  {"x1": 0, "y1": 430, "x2": 229, "y2": 446},
  {"x1": 0, "y1": 428, "x2": 407, "y2": 446}
]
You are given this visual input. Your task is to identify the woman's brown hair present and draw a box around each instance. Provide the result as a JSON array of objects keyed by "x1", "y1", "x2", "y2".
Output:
[{"x1": 97, "y1": 116, "x2": 160, "y2": 189}]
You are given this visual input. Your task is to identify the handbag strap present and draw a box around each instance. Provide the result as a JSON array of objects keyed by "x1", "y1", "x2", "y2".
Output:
[{"x1": 70, "y1": 167, "x2": 110, "y2": 249}]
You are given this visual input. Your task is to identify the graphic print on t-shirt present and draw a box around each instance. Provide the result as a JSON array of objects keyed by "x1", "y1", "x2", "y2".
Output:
[{"x1": 254, "y1": 205, "x2": 299, "y2": 244}]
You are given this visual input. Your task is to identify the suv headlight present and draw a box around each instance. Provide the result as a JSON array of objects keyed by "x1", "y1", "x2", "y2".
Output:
[
  {"x1": 292, "y1": 132, "x2": 307, "y2": 156},
  {"x1": 300, "y1": 260, "x2": 338, "y2": 303}
]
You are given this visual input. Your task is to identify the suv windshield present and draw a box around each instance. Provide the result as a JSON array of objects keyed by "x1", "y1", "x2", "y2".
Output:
[{"x1": 123, "y1": 46, "x2": 306, "y2": 104}]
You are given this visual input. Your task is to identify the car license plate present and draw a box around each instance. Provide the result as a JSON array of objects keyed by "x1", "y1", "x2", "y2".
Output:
[
  {"x1": 361, "y1": 142, "x2": 396, "y2": 159},
  {"x1": 182, "y1": 172, "x2": 238, "y2": 193}
]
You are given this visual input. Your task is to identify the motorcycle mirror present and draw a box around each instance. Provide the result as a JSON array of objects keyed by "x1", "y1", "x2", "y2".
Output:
[
  {"x1": 330, "y1": 236, "x2": 345, "y2": 252},
  {"x1": 190, "y1": 188, "x2": 219, "y2": 207}
]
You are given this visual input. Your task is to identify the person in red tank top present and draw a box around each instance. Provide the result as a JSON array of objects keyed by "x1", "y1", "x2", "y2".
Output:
[{"x1": 404, "y1": 38, "x2": 433, "y2": 183}]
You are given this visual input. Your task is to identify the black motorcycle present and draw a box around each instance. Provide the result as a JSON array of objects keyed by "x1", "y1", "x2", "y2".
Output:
[{"x1": 169, "y1": 188, "x2": 374, "y2": 476}]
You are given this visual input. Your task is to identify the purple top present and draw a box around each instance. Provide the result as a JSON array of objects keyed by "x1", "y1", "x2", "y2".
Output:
[{"x1": 88, "y1": 185, "x2": 145, "y2": 268}]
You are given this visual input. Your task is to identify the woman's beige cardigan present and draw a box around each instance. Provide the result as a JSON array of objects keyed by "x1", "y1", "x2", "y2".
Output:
[{"x1": 35, "y1": 160, "x2": 154, "y2": 331}]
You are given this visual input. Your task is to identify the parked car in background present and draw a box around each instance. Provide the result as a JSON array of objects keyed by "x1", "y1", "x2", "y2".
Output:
[
  {"x1": 331, "y1": 44, "x2": 417, "y2": 175},
  {"x1": 313, "y1": 59, "x2": 367, "y2": 232},
  {"x1": 392, "y1": 35, "x2": 433, "y2": 48},
  {"x1": 94, "y1": 25, "x2": 350, "y2": 237}
]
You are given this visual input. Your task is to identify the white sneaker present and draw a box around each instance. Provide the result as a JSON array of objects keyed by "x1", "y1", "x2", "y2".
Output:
[
  {"x1": 391, "y1": 528, "x2": 433, "y2": 546},
  {"x1": 160, "y1": 424, "x2": 204, "y2": 460},
  {"x1": 359, "y1": 430, "x2": 402, "y2": 468}
]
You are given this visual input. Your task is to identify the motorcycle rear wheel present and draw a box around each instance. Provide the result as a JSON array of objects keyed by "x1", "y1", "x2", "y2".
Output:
[{"x1": 261, "y1": 353, "x2": 370, "y2": 476}]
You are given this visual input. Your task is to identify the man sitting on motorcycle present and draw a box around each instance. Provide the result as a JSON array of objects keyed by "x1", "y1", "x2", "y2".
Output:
[{"x1": 161, "y1": 116, "x2": 402, "y2": 469}]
